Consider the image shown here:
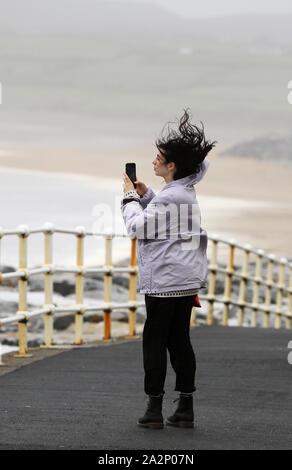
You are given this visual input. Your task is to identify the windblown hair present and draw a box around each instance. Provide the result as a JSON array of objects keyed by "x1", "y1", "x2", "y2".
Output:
[{"x1": 155, "y1": 108, "x2": 217, "y2": 180}]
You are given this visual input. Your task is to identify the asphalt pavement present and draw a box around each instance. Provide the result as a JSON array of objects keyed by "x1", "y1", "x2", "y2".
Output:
[{"x1": 0, "y1": 326, "x2": 291, "y2": 450}]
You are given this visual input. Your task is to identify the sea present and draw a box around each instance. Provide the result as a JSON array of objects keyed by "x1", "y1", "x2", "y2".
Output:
[{"x1": 0, "y1": 165, "x2": 131, "y2": 269}]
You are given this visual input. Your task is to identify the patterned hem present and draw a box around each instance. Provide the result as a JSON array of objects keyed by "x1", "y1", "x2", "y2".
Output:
[
  {"x1": 123, "y1": 190, "x2": 140, "y2": 200},
  {"x1": 147, "y1": 288, "x2": 199, "y2": 298}
]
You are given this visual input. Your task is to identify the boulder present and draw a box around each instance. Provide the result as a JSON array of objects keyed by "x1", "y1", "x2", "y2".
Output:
[{"x1": 53, "y1": 313, "x2": 75, "y2": 330}]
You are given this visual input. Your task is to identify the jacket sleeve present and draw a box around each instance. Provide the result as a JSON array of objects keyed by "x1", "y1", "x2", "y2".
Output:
[
  {"x1": 139, "y1": 187, "x2": 156, "y2": 209},
  {"x1": 121, "y1": 193, "x2": 171, "y2": 239},
  {"x1": 121, "y1": 190, "x2": 201, "y2": 243}
]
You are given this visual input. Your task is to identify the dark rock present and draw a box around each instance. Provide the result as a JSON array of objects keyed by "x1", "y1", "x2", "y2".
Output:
[
  {"x1": 111, "y1": 309, "x2": 145, "y2": 324},
  {"x1": 53, "y1": 313, "x2": 75, "y2": 330},
  {"x1": 53, "y1": 280, "x2": 75, "y2": 296},
  {"x1": 0, "y1": 265, "x2": 15, "y2": 273},
  {"x1": 1, "y1": 337, "x2": 18, "y2": 346},
  {"x1": 27, "y1": 338, "x2": 44, "y2": 348},
  {"x1": 84, "y1": 313, "x2": 104, "y2": 323},
  {"x1": 214, "y1": 279, "x2": 225, "y2": 295},
  {"x1": 1, "y1": 337, "x2": 43, "y2": 348},
  {"x1": 112, "y1": 275, "x2": 129, "y2": 289}
]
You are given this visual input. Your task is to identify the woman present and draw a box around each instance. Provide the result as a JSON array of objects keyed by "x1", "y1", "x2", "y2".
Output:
[{"x1": 121, "y1": 109, "x2": 216, "y2": 429}]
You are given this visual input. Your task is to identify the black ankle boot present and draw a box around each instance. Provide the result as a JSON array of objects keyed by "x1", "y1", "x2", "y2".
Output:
[
  {"x1": 166, "y1": 393, "x2": 194, "y2": 428},
  {"x1": 137, "y1": 394, "x2": 164, "y2": 429}
]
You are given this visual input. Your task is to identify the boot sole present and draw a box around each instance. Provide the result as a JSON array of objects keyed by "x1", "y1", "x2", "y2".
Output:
[
  {"x1": 137, "y1": 421, "x2": 164, "y2": 429},
  {"x1": 165, "y1": 419, "x2": 194, "y2": 428}
]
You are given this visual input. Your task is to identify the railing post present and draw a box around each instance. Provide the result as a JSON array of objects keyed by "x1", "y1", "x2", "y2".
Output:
[
  {"x1": 190, "y1": 306, "x2": 196, "y2": 326},
  {"x1": 14, "y1": 225, "x2": 32, "y2": 357},
  {"x1": 237, "y1": 245, "x2": 251, "y2": 327},
  {"x1": 103, "y1": 236, "x2": 112, "y2": 340},
  {"x1": 251, "y1": 249, "x2": 264, "y2": 327},
  {"x1": 42, "y1": 223, "x2": 55, "y2": 347},
  {"x1": 222, "y1": 241, "x2": 235, "y2": 326},
  {"x1": 128, "y1": 237, "x2": 138, "y2": 337},
  {"x1": 74, "y1": 226, "x2": 86, "y2": 345},
  {"x1": 263, "y1": 254, "x2": 275, "y2": 327},
  {"x1": 287, "y1": 263, "x2": 292, "y2": 329},
  {"x1": 274, "y1": 258, "x2": 286, "y2": 329},
  {"x1": 207, "y1": 238, "x2": 218, "y2": 325}
]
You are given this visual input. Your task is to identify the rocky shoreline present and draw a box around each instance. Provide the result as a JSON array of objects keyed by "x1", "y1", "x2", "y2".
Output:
[
  {"x1": 0, "y1": 257, "x2": 147, "y2": 348},
  {"x1": 1, "y1": 256, "x2": 291, "y2": 350}
]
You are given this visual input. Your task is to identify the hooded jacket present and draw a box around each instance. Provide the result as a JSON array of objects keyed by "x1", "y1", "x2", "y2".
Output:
[{"x1": 121, "y1": 158, "x2": 210, "y2": 294}]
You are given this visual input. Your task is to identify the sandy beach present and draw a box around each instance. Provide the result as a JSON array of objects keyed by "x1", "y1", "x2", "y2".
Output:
[{"x1": 0, "y1": 143, "x2": 291, "y2": 262}]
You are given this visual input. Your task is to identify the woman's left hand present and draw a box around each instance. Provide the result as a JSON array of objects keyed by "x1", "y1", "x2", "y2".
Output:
[{"x1": 123, "y1": 172, "x2": 134, "y2": 193}]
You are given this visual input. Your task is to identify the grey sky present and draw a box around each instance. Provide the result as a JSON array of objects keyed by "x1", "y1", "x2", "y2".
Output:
[{"x1": 109, "y1": 0, "x2": 292, "y2": 18}]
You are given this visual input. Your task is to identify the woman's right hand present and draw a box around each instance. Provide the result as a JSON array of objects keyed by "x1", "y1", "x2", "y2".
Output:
[{"x1": 134, "y1": 178, "x2": 148, "y2": 196}]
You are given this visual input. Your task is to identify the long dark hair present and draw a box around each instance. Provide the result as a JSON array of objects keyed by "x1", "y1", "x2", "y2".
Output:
[{"x1": 155, "y1": 108, "x2": 217, "y2": 180}]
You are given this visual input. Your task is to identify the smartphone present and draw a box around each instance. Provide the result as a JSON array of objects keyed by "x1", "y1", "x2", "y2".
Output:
[{"x1": 125, "y1": 163, "x2": 137, "y2": 189}]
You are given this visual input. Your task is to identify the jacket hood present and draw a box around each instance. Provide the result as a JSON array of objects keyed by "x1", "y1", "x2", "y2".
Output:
[{"x1": 163, "y1": 158, "x2": 210, "y2": 189}]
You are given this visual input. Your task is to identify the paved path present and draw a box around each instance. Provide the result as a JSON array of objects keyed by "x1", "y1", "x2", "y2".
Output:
[{"x1": 0, "y1": 326, "x2": 291, "y2": 450}]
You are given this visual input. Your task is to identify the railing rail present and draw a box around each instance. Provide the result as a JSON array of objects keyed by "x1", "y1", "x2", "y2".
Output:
[{"x1": 0, "y1": 223, "x2": 291, "y2": 358}]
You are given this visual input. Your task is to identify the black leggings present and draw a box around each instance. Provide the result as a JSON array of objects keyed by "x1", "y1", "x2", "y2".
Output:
[{"x1": 143, "y1": 294, "x2": 196, "y2": 396}]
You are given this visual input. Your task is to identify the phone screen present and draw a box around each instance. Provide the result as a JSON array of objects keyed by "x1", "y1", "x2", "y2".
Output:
[{"x1": 125, "y1": 163, "x2": 137, "y2": 189}]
